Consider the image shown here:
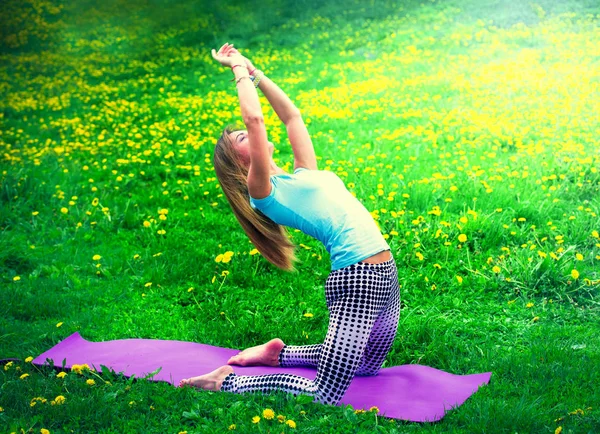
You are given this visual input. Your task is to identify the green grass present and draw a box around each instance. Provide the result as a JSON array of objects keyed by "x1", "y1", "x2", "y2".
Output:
[{"x1": 1, "y1": 0, "x2": 600, "y2": 432}]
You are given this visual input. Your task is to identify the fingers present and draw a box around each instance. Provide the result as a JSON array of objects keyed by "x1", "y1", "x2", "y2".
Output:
[{"x1": 212, "y1": 43, "x2": 240, "y2": 64}]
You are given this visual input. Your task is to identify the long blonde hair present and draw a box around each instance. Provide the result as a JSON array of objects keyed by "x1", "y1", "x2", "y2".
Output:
[{"x1": 213, "y1": 124, "x2": 297, "y2": 271}]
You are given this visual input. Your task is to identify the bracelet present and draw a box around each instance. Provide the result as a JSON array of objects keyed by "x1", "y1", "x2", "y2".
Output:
[
  {"x1": 229, "y1": 64, "x2": 248, "y2": 82},
  {"x1": 253, "y1": 70, "x2": 264, "y2": 88},
  {"x1": 228, "y1": 65, "x2": 265, "y2": 88}
]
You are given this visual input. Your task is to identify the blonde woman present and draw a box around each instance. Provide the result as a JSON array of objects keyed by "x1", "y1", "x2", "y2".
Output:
[{"x1": 180, "y1": 43, "x2": 401, "y2": 406}]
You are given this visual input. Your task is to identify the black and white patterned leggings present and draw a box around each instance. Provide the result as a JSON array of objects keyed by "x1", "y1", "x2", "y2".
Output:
[{"x1": 220, "y1": 254, "x2": 401, "y2": 405}]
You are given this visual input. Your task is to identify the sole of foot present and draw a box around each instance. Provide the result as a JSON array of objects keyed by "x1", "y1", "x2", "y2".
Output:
[
  {"x1": 179, "y1": 365, "x2": 234, "y2": 391},
  {"x1": 227, "y1": 338, "x2": 285, "y2": 367}
]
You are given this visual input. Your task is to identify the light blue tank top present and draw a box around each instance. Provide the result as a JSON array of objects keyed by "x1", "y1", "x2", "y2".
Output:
[{"x1": 249, "y1": 167, "x2": 390, "y2": 270}]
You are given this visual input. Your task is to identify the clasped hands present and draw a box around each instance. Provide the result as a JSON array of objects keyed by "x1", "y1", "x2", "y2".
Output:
[{"x1": 211, "y1": 42, "x2": 255, "y2": 72}]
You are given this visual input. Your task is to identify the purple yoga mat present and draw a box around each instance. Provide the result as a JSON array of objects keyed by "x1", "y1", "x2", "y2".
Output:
[{"x1": 32, "y1": 332, "x2": 491, "y2": 422}]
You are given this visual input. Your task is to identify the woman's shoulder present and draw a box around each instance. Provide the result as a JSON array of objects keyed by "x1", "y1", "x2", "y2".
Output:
[
  {"x1": 271, "y1": 167, "x2": 310, "y2": 178},
  {"x1": 293, "y1": 167, "x2": 310, "y2": 174}
]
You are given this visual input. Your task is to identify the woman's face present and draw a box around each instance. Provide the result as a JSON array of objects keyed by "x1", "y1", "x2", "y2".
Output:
[{"x1": 229, "y1": 130, "x2": 274, "y2": 167}]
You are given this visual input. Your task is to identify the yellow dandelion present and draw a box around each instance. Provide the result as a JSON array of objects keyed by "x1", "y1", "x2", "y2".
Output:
[
  {"x1": 92, "y1": 254, "x2": 101, "y2": 261},
  {"x1": 86, "y1": 379, "x2": 95, "y2": 386},
  {"x1": 458, "y1": 234, "x2": 467, "y2": 243},
  {"x1": 215, "y1": 254, "x2": 224, "y2": 263},
  {"x1": 555, "y1": 426, "x2": 562, "y2": 434},
  {"x1": 60, "y1": 207, "x2": 68, "y2": 214},
  {"x1": 32, "y1": 211, "x2": 39, "y2": 216},
  {"x1": 575, "y1": 253, "x2": 583, "y2": 261},
  {"x1": 145, "y1": 282, "x2": 152, "y2": 287},
  {"x1": 41, "y1": 429, "x2": 50, "y2": 434},
  {"x1": 369, "y1": 406, "x2": 380, "y2": 413},
  {"x1": 228, "y1": 424, "x2": 236, "y2": 430},
  {"x1": 57, "y1": 372, "x2": 67, "y2": 379},
  {"x1": 56, "y1": 322, "x2": 63, "y2": 328},
  {"x1": 571, "y1": 269, "x2": 579, "y2": 280},
  {"x1": 13, "y1": 276, "x2": 21, "y2": 281},
  {"x1": 303, "y1": 313, "x2": 314, "y2": 318},
  {"x1": 20, "y1": 373, "x2": 29, "y2": 380},
  {"x1": 92, "y1": 198, "x2": 99, "y2": 206},
  {"x1": 492, "y1": 266, "x2": 501, "y2": 274},
  {"x1": 277, "y1": 414, "x2": 286, "y2": 423},
  {"x1": 72, "y1": 363, "x2": 90, "y2": 374},
  {"x1": 263, "y1": 408, "x2": 275, "y2": 419},
  {"x1": 526, "y1": 302, "x2": 534, "y2": 308},
  {"x1": 249, "y1": 248, "x2": 259, "y2": 255},
  {"x1": 456, "y1": 275, "x2": 463, "y2": 284},
  {"x1": 133, "y1": 254, "x2": 140, "y2": 259},
  {"x1": 54, "y1": 395, "x2": 66, "y2": 405},
  {"x1": 157, "y1": 229, "x2": 166, "y2": 235},
  {"x1": 286, "y1": 419, "x2": 297, "y2": 429},
  {"x1": 143, "y1": 221, "x2": 151, "y2": 227},
  {"x1": 25, "y1": 356, "x2": 33, "y2": 363},
  {"x1": 252, "y1": 416, "x2": 260, "y2": 424}
]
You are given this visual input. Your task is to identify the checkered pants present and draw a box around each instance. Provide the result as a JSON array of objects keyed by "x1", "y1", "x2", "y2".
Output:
[{"x1": 220, "y1": 254, "x2": 401, "y2": 405}]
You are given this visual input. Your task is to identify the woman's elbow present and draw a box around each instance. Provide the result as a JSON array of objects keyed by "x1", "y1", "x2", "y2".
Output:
[{"x1": 243, "y1": 114, "x2": 265, "y2": 125}]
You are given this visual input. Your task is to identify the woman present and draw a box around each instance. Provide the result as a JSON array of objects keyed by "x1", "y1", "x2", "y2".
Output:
[{"x1": 180, "y1": 43, "x2": 401, "y2": 406}]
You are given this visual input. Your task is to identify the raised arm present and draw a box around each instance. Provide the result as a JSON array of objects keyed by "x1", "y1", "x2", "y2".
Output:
[
  {"x1": 215, "y1": 43, "x2": 272, "y2": 199},
  {"x1": 231, "y1": 46, "x2": 318, "y2": 171}
]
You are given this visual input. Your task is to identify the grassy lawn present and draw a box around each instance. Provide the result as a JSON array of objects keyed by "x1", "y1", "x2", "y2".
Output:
[{"x1": 1, "y1": 0, "x2": 599, "y2": 432}]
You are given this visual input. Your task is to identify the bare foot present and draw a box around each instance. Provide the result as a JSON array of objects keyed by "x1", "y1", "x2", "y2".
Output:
[
  {"x1": 227, "y1": 338, "x2": 285, "y2": 367},
  {"x1": 179, "y1": 365, "x2": 234, "y2": 391}
]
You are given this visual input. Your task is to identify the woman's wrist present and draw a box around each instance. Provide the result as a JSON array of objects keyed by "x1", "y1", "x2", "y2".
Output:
[
  {"x1": 229, "y1": 64, "x2": 250, "y2": 83},
  {"x1": 232, "y1": 65, "x2": 250, "y2": 77}
]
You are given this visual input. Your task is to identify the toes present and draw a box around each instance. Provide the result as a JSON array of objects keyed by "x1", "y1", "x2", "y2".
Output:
[{"x1": 228, "y1": 356, "x2": 246, "y2": 366}]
